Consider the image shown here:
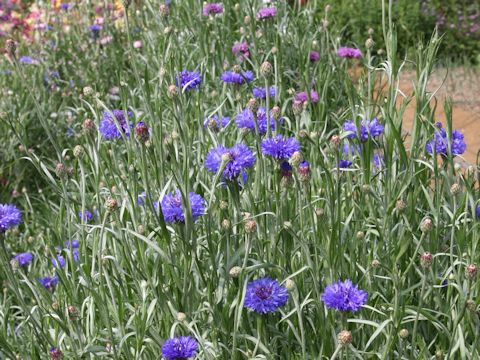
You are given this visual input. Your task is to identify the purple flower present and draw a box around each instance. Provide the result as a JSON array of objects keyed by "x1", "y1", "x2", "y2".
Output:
[
  {"x1": 60, "y1": 3, "x2": 72, "y2": 10},
  {"x1": 244, "y1": 277, "x2": 288, "y2": 314},
  {"x1": 322, "y1": 279, "x2": 368, "y2": 312},
  {"x1": 203, "y1": 2, "x2": 224, "y2": 16},
  {"x1": 90, "y1": 24, "x2": 102, "y2": 39},
  {"x1": 343, "y1": 118, "x2": 384, "y2": 140},
  {"x1": 78, "y1": 210, "x2": 93, "y2": 222},
  {"x1": 252, "y1": 86, "x2": 276, "y2": 99},
  {"x1": 19, "y1": 56, "x2": 40, "y2": 65},
  {"x1": 12, "y1": 252, "x2": 34, "y2": 266},
  {"x1": 295, "y1": 90, "x2": 319, "y2": 104},
  {"x1": 49, "y1": 347, "x2": 63, "y2": 360},
  {"x1": 280, "y1": 161, "x2": 293, "y2": 177},
  {"x1": 52, "y1": 255, "x2": 66, "y2": 268},
  {"x1": 220, "y1": 70, "x2": 254, "y2": 84},
  {"x1": 0, "y1": 204, "x2": 22, "y2": 232},
  {"x1": 476, "y1": 204, "x2": 480, "y2": 219},
  {"x1": 338, "y1": 159, "x2": 352, "y2": 168},
  {"x1": 99, "y1": 110, "x2": 133, "y2": 140},
  {"x1": 342, "y1": 143, "x2": 360, "y2": 155},
  {"x1": 261, "y1": 135, "x2": 300, "y2": 160},
  {"x1": 205, "y1": 144, "x2": 256, "y2": 181},
  {"x1": 337, "y1": 47, "x2": 363, "y2": 59},
  {"x1": 156, "y1": 191, "x2": 205, "y2": 224},
  {"x1": 161, "y1": 336, "x2": 198, "y2": 360},
  {"x1": 235, "y1": 107, "x2": 280, "y2": 134},
  {"x1": 176, "y1": 70, "x2": 202, "y2": 90},
  {"x1": 256, "y1": 7, "x2": 277, "y2": 20},
  {"x1": 232, "y1": 41, "x2": 250, "y2": 60},
  {"x1": 38, "y1": 276, "x2": 59, "y2": 291},
  {"x1": 309, "y1": 50, "x2": 320, "y2": 62},
  {"x1": 203, "y1": 115, "x2": 230, "y2": 130},
  {"x1": 425, "y1": 123, "x2": 466, "y2": 156}
]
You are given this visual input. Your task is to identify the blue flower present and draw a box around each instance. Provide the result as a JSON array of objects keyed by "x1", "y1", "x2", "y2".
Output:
[
  {"x1": 235, "y1": 107, "x2": 280, "y2": 134},
  {"x1": 78, "y1": 210, "x2": 93, "y2": 222},
  {"x1": 99, "y1": 110, "x2": 133, "y2": 140},
  {"x1": 321, "y1": 279, "x2": 368, "y2": 312},
  {"x1": 12, "y1": 252, "x2": 34, "y2": 266},
  {"x1": 252, "y1": 86, "x2": 276, "y2": 99},
  {"x1": 338, "y1": 159, "x2": 352, "y2": 168},
  {"x1": 161, "y1": 336, "x2": 198, "y2": 360},
  {"x1": 203, "y1": 115, "x2": 230, "y2": 130},
  {"x1": 476, "y1": 204, "x2": 480, "y2": 220},
  {"x1": 90, "y1": 24, "x2": 102, "y2": 39},
  {"x1": 220, "y1": 70, "x2": 254, "y2": 84},
  {"x1": 426, "y1": 123, "x2": 466, "y2": 156},
  {"x1": 156, "y1": 191, "x2": 206, "y2": 224},
  {"x1": 244, "y1": 277, "x2": 289, "y2": 314},
  {"x1": 176, "y1": 70, "x2": 202, "y2": 90},
  {"x1": 38, "y1": 276, "x2": 59, "y2": 291},
  {"x1": 52, "y1": 255, "x2": 66, "y2": 268},
  {"x1": 205, "y1": 144, "x2": 256, "y2": 181},
  {"x1": 261, "y1": 135, "x2": 300, "y2": 160},
  {"x1": 343, "y1": 118, "x2": 384, "y2": 140},
  {"x1": 19, "y1": 56, "x2": 40, "y2": 65},
  {"x1": 0, "y1": 204, "x2": 22, "y2": 232},
  {"x1": 64, "y1": 239, "x2": 80, "y2": 249}
]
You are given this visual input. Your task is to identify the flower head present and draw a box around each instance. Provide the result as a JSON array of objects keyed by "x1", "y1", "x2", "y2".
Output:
[
  {"x1": 203, "y1": 2, "x2": 223, "y2": 16},
  {"x1": 0, "y1": 204, "x2": 22, "y2": 232},
  {"x1": 78, "y1": 210, "x2": 93, "y2": 222},
  {"x1": 425, "y1": 123, "x2": 466, "y2": 156},
  {"x1": 244, "y1": 277, "x2": 289, "y2": 314},
  {"x1": 256, "y1": 7, "x2": 277, "y2": 20},
  {"x1": 176, "y1": 70, "x2": 202, "y2": 90},
  {"x1": 309, "y1": 50, "x2": 320, "y2": 62},
  {"x1": 39, "y1": 276, "x2": 59, "y2": 291},
  {"x1": 232, "y1": 41, "x2": 250, "y2": 61},
  {"x1": 322, "y1": 279, "x2": 368, "y2": 312},
  {"x1": 343, "y1": 118, "x2": 384, "y2": 140},
  {"x1": 220, "y1": 70, "x2": 254, "y2": 84},
  {"x1": 19, "y1": 56, "x2": 40, "y2": 65},
  {"x1": 161, "y1": 336, "x2": 198, "y2": 360},
  {"x1": 205, "y1": 144, "x2": 256, "y2": 181},
  {"x1": 235, "y1": 107, "x2": 281, "y2": 134},
  {"x1": 261, "y1": 135, "x2": 300, "y2": 160},
  {"x1": 12, "y1": 252, "x2": 34, "y2": 266},
  {"x1": 338, "y1": 159, "x2": 352, "y2": 169},
  {"x1": 156, "y1": 191, "x2": 205, "y2": 224},
  {"x1": 337, "y1": 47, "x2": 363, "y2": 59},
  {"x1": 295, "y1": 90, "x2": 319, "y2": 104},
  {"x1": 99, "y1": 109, "x2": 133, "y2": 140},
  {"x1": 252, "y1": 86, "x2": 276, "y2": 99}
]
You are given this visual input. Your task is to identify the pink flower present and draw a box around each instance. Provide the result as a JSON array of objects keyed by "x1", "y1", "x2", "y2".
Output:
[
  {"x1": 295, "y1": 90, "x2": 319, "y2": 103},
  {"x1": 256, "y1": 7, "x2": 277, "y2": 20},
  {"x1": 337, "y1": 47, "x2": 363, "y2": 59},
  {"x1": 100, "y1": 36, "x2": 113, "y2": 45},
  {"x1": 133, "y1": 40, "x2": 142, "y2": 49}
]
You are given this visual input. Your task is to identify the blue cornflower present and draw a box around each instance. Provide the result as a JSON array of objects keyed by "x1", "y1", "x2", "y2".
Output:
[
  {"x1": 252, "y1": 86, "x2": 276, "y2": 99},
  {"x1": 322, "y1": 279, "x2": 368, "y2": 312},
  {"x1": 52, "y1": 255, "x2": 66, "y2": 268},
  {"x1": 343, "y1": 118, "x2": 384, "y2": 141},
  {"x1": 244, "y1": 277, "x2": 289, "y2": 314},
  {"x1": 38, "y1": 276, "x2": 59, "y2": 291},
  {"x1": 19, "y1": 56, "x2": 40, "y2": 65},
  {"x1": 156, "y1": 191, "x2": 206, "y2": 224},
  {"x1": 60, "y1": 3, "x2": 72, "y2": 10},
  {"x1": 78, "y1": 210, "x2": 93, "y2": 222},
  {"x1": 90, "y1": 24, "x2": 102, "y2": 39},
  {"x1": 176, "y1": 70, "x2": 202, "y2": 90},
  {"x1": 99, "y1": 109, "x2": 133, "y2": 140},
  {"x1": 220, "y1": 70, "x2": 254, "y2": 84},
  {"x1": 261, "y1": 135, "x2": 300, "y2": 160},
  {"x1": 0, "y1": 204, "x2": 22, "y2": 232},
  {"x1": 425, "y1": 123, "x2": 466, "y2": 156},
  {"x1": 64, "y1": 239, "x2": 80, "y2": 249},
  {"x1": 203, "y1": 115, "x2": 230, "y2": 130},
  {"x1": 12, "y1": 252, "x2": 34, "y2": 267},
  {"x1": 338, "y1": 160, "x2": 352, "y2": 168},
  {"x1": 161, "y1": 336, "x2": 198, "y2": 360},
  {"x1": 137, "y1": 191, "x2": 151, "y2": 206},
  {"x1": 205, "y1": 144, "x2": 256, "y2": 181},
  {"x1": 235, "y1": 107, "x2": 280, "y2": 134}
]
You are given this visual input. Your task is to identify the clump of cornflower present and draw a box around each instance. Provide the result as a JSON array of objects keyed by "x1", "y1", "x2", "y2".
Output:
[
  {"x1": 235, "y1": 107, "x2": 280, "y2": 134},
  {"x1": 176, "y1": 70, "x2": 202, "y2": 90},
  {"x1": 12, "y1": 252, "x2": 34, "y2": 267},
  {"x1": 203, "y1": 2, "x2": 224, "y2": 16},
  {"x1": 161, "y1": 336, "x2": 198, "y2": 360},
  {"x1": 256, "y1": 7, "x2": 277, "y2": 20},
  {"x1": 156, "y1": 191, "x2": 205, "y2": 224},
  {"x1": 232, "y1": 41, "x2": 250, "y2": 61},
  {"x1": 343, "y1": 118, "x2": 384, "y2": 141},
  {"x1": 204, "y1": 115, "x2": 230, "y2": 131},
  {"x1": 322, "y1": 279, "x2": 368, "y2": 312},
  {"x1": 425, "y1": 122, "x2": 466, "y2": 156},
  {"x1": 78, "y1": 210, "x2": 93, "y2": 222},
  {"x1": 220, "y1": 70, "x2": 254, "y2": 84},
  {"x1": 309, "y1": 50, "x2": 320, "y2": 62},
  {"x1": 39, "y1": 276, "x2": 59, "y2": 291},
  {"x1": 244, "y1": 277, "x2": 289, "y2": 314},
  {"x1": 252, "y1": 86, "x2": 276, "y2": 99},
  {"x1": 99, "y1": 109, "x2": 133, "y2": 140},
  {"x1": 261, "y1": 135, "x2": 300, "y2": 160},
  {"x1": 295, "y1": 90, "x2": 319, "y2": 104},
  {"x1": 0, "y1": 203, "x2": 22, "y2": 232},
  {"x1": 205, "y1": 144, "x2": 256, "y2": 181},
  {"x1": 337, "y1": 47, "x2": 363, "y2": 59}
]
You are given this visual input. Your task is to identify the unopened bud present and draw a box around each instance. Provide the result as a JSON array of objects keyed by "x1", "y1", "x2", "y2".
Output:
[
  {"x1": 244, "y1": 219, "x2": 257, "y2": 234},
  {"x1": 330, "y1": 135, "x2": 341, "y2": 147},
  {"x1": 176, "y1": 312, "x2": 186, "y2": 321},
  {"x1": 73, "y1": 145, "x2": 84, "y2": 158},
  {"x1": 137, "y1": 224, "x2": 145, "y2": 235},
  {"x1": 466, "y1": 264, "x2": 477, "y2": 279},
  {"x1": 248, "y1": 98, "x2": 258, "y2": 112},
  {"x1": 68, "y1": 305, "x2": 78, "y2": 319},
  {"x1": 232, "y1": 64, "x2": 242, "y2": 74},
  {"x1": 55, "y1": 163, "x2": 68, "y2": 179},
  {"x1": 289, "y1": 151, "x2": 303, "y2": 167},
  {"x1": 285, "y1": 279, "x2": 295, "y2": 291},
  {"x1": 167, "y1": 85, "x2": 178, "y2": 98},
  {"x1": 6, "y1": 39, "x2": 16, "y2": 55},
  {"x1": 450, "y1": 183, "x2": 461, "y2": 195},
  {"x1": 396, "y1": 199, "x2": 406, "y2": 212},
  {"x1": 105, "y1": 198, "x2": 118, "y2": 212},
  {"x1": 83, "y1": 86, "x2": 93, "y2": 96},
  {"x1": 221, "y1": 219, "x2": 231, "y2": 230},
  {"x1": 399, "y1": 329, "x2": 409, "y2": 339},
  {"x1": 337, "y1": 330, "x2": 352, "y2": 346},
  {"x1": 271, "y1": 106, "x2": 281, "y2": 120},
  {"x1": 135, "y1": 122, "x2": 150, "y2": 143},
  {"x1": 356, "y1": 231, "x2": 365, "y2": 240},
  {"x1": 229, "y1": 266, "x2": 242, "y2": 278},
  {"x1": 159, "y1": 4, "x2": 169, "y2": 16},
  {"x1": 260, "y1": 61, "x2": 272, "y2": 77},
  {"x1": 420, "y1": 252, "x2": 433, "y2": 268},
  {"x1": 420, "y1": 217, "x2": 433, "y2": 233},
  {"x1": 372, "y1": 259, "x2": 381, "y2": 268},
  {"x1": 466, "y1": 299, "x2": 477, "y2": 312},
  {"x1": 365, "y1": 38, "x2": 375, "y2": 49},
  {"x1": 83, "y1": 118, "x2": 94, "y2": 132}
]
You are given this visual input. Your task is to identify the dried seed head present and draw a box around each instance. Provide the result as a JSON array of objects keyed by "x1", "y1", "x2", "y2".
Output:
[
  {"x1": 337, "y1": 330, "x2": 352, "y2": 346},
  {"x1": 229, "y1": 266, "x2": 242, "y2": 278},
  {"x1": 420, "y1": 252, "x2": 433, "y2": 268}
]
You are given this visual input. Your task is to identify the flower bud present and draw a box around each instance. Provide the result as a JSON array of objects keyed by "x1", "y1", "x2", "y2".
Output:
[
  {"x1": 395, "y1": 199, "x2": 406, "y2": 212},
  {"x1": 285, "y1": 279, "x2": 295, "y2": 291},
  {"x1": 244, "y1": 15, "x2": 251, "y2": 24},
  {"x1": 330, "y1": 135, "x2": 341, "y2": 147},
  {"x1": 135, "y1": 122, "x2": 150, "y2": 143},
  {"x1": 298, "y1": 161, "x2": 311, "y2": 183},
  {"x1": 271, "y1": 106, "x2": 281, "y2": 120},
  {"x1": 73, "y1": 145, "x2": 84, "y2": 158},
  {"x1": 420, "y1": 252, "x2": 433, "y2": 268},
  {"x1": 337, "y1": 330, "x2": 352, "y2": 346},
  {"x1": 466, "y1": 263, "x2": 477, "y2": 279},
  {"x1": 292, "y1": 100, "x2": 303, "y2": 115},
  {"x1": 176, "y1": 312, "x2": 186, "y2": 321},
  {"x1": 83, "y1": 118, "x2": 94, "y2": 132},
  {"x1": 315, "y1": 208, "x2": 324, "y2": 217},
  {"x1": 159, "y1": 4, "x2": 169, "y2": 16},
  {"x1": 248, "y1": 98, "x2": 258, "y2": 112},
  {"x1": 232, "y1": 64, "x2": 242, "y2": 74},
  {"x1": 450, "y1": 183, "x2": 461, "y2": 195},
  {"x1": 260, "y1": 61, "x2": 273, "y2": 77},
  {"x1": 356, "y1": 231, "x2": 365, "y2": 240},
  {"x1": 399, "y1": 329, "x2": 409, "y2": 339},
  {"x1": 466, "y1": 299, "x2": 477, "y2": 312},
  {"x1": 167, "y1": 84, "x2": 178, "y2": 98},
  {"x1": 365, "y1": 38, "x2": 375, "y2": 49},
  {"x1": 55, "y1": 163, "x2": 68, "y2": 179},
  {"x1": 49, "y1": 347, "x2": 63, "y2": 360},
  {"x1": 219, "y1": 201, "x2": 228, "y2": 210},
  {"x1": 289, "y1": 151, "x2": 303, "y2": 167},
  {"x1": 221, "y1": 219, "x2": 231, "y2": 230},
  {"x1": 105, "y1": 198, "x2": 118, "y2": 212},
  {"x1": 83, "y1": 86, "x2": 93, "y2": 96},
  {"x1": 325, "y1": 4, "x2": 332, "y2": 13},
  {"x1": 68, "y1": 305, "x2": 78, "y2": 319},
  {"x1": 420, "y1": 217, "x2": 433, "y2": 233},
  {"x1": 5, "y1": 39, "x2": 16, "y2": 55},
  {"x1": 244, "y1": 219, "x2": 257, "y2": 234},
  {"x1": 137, "y1": 224, "x2": 145, "y2": 235},
  {"x1": 372, "y1": 259, "x2": 381, "y2": 268},
  {"x1": 229, "y1": 266, "x2": 242, "y2": 278}
]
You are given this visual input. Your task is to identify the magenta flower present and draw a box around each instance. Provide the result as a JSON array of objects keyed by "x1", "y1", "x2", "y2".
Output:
[
  {"x1": 295, "y1": 90, "x2": 319, "y2": 104},
  {"x1": 203, "y1": 3, "x2": 224, "y2": 16},
  {"x1": 337, "y1": 47, "x2": 363, "y2": 59},
  {"x1": 256, "y1": 7, "x2": 277, "y2": 20},
  {"x1": 309, "y1": 51, "x2": 320, "y2": 62}
]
